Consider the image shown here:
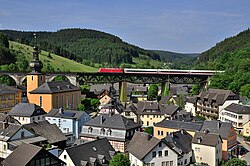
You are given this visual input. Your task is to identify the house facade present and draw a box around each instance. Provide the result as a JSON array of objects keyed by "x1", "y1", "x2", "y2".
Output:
[
  {"x1": 45, "y1": 108, "x2": 91, "y2": 139},
  {"x1": 154, "y1": 120, "x2": 202, "y2": 138},
  {"x1": 128, "y1": 132, "x2": 178, "y2": 166},
  {"x1": 196, "y1": 89, "x2": 239, "y2": 119},
  {"x1": 219, "y1": 103, "x2": 250, "y2": 133},
  {"x1": 9, "y1": 103, "x2": 47, "y2": 124},
  {"x1": 200, "y1": 120, "x2": 237, "y2": 160},
  {"x1": 80, "y1": 114, "x2": 141, "y2": 152},
  {"x1": 192, "y1": 132, "x2": 222, "y2": 166},
  {"x1": 59, "y1": 138, "x2": 115, "y2": 166},
  {"x1": 137, "y1": 101, "x2": 181, "y2": 127},
  {"x1": 0, "y1": 85, "x2": 22, "y2": 113}
]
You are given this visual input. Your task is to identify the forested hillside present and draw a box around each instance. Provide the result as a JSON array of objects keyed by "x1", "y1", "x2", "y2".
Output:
[
  {"x1": 195, "y1": 29, "x2": 250, "y2": 98},
  {"x1": 0, "y1": 29, "x2": 160, "y2": 66},
  {"x1": 153, "y1": 50, "x2": 198, "y2": 69}
]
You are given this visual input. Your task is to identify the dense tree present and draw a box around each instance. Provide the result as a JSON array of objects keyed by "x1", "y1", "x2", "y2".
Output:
[
  {"x1": 191, "y1": 84, "x2": 200, "y2": 95},
  {"x1": 0, "y1": 29, "x2": 160, "y2": 66},
  {"x1": 109, "y1": 153, "x2": 130, "y2": 166},
  {"x1": 222, "y1": 158, "x2": 247, "y2": 166},
  {"x1": 144, "y1": 127, "x2": 153, "y2": 135},
  {"x1": 195, "y1": 29, "x2": 250, "y2": 95},
  {"x1": 240, "y1": 84, "x2": 250, "y2": 98},
  {"x1": 148, "y1": 84, "x2": 158, "y2": 101},
  {"x1": 0, "y1": 33, "x2": 9, "y2": 48}
]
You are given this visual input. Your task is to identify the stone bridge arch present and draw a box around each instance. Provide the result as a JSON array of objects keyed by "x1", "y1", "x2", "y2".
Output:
[
  {"x1": 0, "y1": 73, "x2": 27, "y2": 86},
  {"x1": 45, "y1": 74, "x2": 78, "y2": 86}
]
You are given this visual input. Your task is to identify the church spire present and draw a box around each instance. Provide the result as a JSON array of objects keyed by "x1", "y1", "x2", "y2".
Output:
[{"x1": 29, "y1": 33, "x2": 43, "y2": 73}]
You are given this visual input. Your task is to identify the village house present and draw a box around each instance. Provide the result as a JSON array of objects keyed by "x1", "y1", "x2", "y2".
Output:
[
  {"x1": 121, "y1": 102, "x2": 139, "y2": 123},
  {"x1": 200, "y1": 120, "x2": 237, "y2": 160},
  {"x1": 128, "y1": 132, "x2": 178, "y2": 166},
  {"x1": 192, "y1": 131, "x2": 222, "y2": 166},
  {"x1": 59, "y1": 138, "x2": 115, "y2": 166},
  {"x1": 80, "y1": 114, "x2": 141, "y2": 152},
  {"x1": 2, "y1": 143, "x2": 65, "y2": 166},
  {"x1": 196, "y1": 89, "x2": 239, "y2": 119},
  {"x1": 154, "y1": 119, "x2": 203, "y2": 138},
  {"x1": 9, "y1": 103, "x2": 47, "y2": 124},
  {"x1": 45, "y1": 108, "x2": 91, "y2": 139},
  {"x1": 0, "y1": 123, "x2": 47, "y2": 158},
  {"x1": 164, "y1": 130, "x2": 193, "y2": 165},
  {"x1": 27, "y1": 45, "x2": 81, "y2": 113},
  {"x1": 219, "y1": 103, "x2": 250, "y2": 133},
  {"x1": 24, "y1": 121, "x2": 67, "y2": 149},
  {"x1": 137, "y1": 101, "x2": 182, "y2": 127},
  {"x1": 0, "y1": 85, "x2": 22, "y2": 113}
]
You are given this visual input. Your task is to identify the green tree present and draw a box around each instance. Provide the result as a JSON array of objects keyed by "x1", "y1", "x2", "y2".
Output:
[
  {"x1": 90, "y1": 98, "x2": 99, "y2": 107},
  {"x1": 191, "y1": 84, "x2": 199, "y2": 95},
  {"x1": 163, "y1": 83, "x2": 170, "y2": 96},
  {"x1": 78, "y1": 104, "x2": 85, "y2": 111},
  {"x1": 144, "y1": 127, "x2": 153, "y2": 135},
  {"x1": 176, "y1": 94, "x2": 185, "y2": 108},
  {"x1": 120, "y1": 82, "x2": 127, "y2": 103},
  {"x1": 109, "y1": 153, "x2": 130, "y2": 166},
  {"x1": 222, "y1": 158, "x2": 247, "y2": 166},
  {"x1": 0, "y1": 33, "x2": 9, "y2": 48},
  {"x1": 148, "y1": 84, "x2": 158, "y2": 101},
  {"x1": 240, "y1": 84, "x2": 250, "y2": 98}
]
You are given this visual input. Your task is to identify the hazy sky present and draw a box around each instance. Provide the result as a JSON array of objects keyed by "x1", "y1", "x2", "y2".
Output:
[{"x1": 1, "y1": 0, "x2": 249, "y2": 53}]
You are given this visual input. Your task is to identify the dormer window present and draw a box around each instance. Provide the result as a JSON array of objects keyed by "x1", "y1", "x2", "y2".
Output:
[
  {"x1": 100, "y1": 128, "x2": 105, "y2": 134},
  {"x1": 88, "y1": 127, "x2": 93, "y2": 133}
]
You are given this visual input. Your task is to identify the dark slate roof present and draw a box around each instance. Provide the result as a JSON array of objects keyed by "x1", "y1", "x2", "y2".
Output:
[
  {"x1": 90, "y1": 84, "x2": 111, "y2": 95},
  {"x1": 0, "y1": 85, "x2": 22, "y2": 93},
  {"x1": 9, "y1": 103, "x2": 46, "y2": 117},
  {"x1": 24, "y1": 121, "x2": 66, "y2": 144},
  {"x1": 197, "y1": 89, "x2": 239, "y2": 106},
  {"x1": 155, "y1": 120, "x2": 202, "y2": 132},
  {"x1": 2, "y1": 143, "x2": 42, "y2": 166},
  {"x1": 0, "y1": 124, "x2": 22, "y2": 141},
  {"x1": 84, "y1": 114, "x2": 141, "y2": 130},
  {"x1": 46, "y1": 109, "x2": 87, "y2": 120},
  {"x1": 29, "y1": 81, "x2": 80, "y2": 94},
  {"x1": 65, "y1": 138, "x2": 115, "y2": 166},
  {"x1": 137, "y1": 101, "x2": 180, "y2": 116},
  {"x1": 170, "y1": 86, "x2": 189, "y2": 95},
  {"x1": 192, "y1": 132, "x2": 221, "y2": 147},
  {"x1": 224, "y1": 103, "x2": 250, "y2": 114},
  {"x1": 159, "y1": 95, "x2": 173, "y2": 104},
  {"x1": 186, "y1": 96, "x2": 197, "y2": 104},
  {"x1": 128, "y1": 132, "x2": 162, "y2": 160},
  {"x1": 164, "y1": 130, "x2": 192, "y2": 155},
  {"x1": 0, "y1": 113, "x2": 20, "y2": 124},
  {"x1": 200, "y1": 120, "x2": 233, "y2": 139}
]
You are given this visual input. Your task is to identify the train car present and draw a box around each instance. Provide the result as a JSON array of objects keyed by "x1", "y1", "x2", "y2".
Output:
[{"x1": 98, "y1": 68, "x2": 124, "y2": 73}]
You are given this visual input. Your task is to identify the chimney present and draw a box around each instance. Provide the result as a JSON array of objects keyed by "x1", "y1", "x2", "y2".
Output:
[
  {"x1": 197, "y1": 136, "x2": 202, "y2": 143},
  {"x1": 59, "y1": 108, "x2": 63, "y2": 114},
  {"x1": 147, "y1": 134, "x2": 152, "y2": 140},
  {"x1": 100, "y1": 115, "x2": 103, "y2": 124}
]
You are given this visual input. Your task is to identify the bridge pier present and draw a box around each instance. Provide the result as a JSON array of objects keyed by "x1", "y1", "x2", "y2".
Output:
[
  {"x1": 161, "y1": 81, "x2": 170, "y2": 97},
  {"x1": 6, "y1": 74, "x2": 27, "y2": 87}
]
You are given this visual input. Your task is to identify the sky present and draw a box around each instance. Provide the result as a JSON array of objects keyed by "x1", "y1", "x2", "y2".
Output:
[{"x1": 0, "y1": 0, "x2": 250, "y2": 53}]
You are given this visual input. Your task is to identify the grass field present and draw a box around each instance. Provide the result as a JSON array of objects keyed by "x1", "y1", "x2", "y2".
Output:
[{"x1": 10, "y1": 41, "x2": 98, "y2": 72}]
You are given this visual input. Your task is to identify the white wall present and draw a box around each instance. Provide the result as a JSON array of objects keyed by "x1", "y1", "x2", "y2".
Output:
[
  {"x1": 13, "y1": 115, "x2": 45, "y2": 125},
  {"x1": 219, "y1": 100, "x2": 239, "y2": 112},
  {"x1": 129, "y1": 153, "x2": 144, "y2": 166},
  {"x1": 185, "y1": 102, "x2": 196, "y2": 116},
  {"x1": 178, "y1": 151, "x2": 192, "y2": 166},
  {"x1": 59, "y1": 150, "x2": 75, "y2": 166},
  {"x1": 143, "y1": 142, "x2": 178, "y2": 166}
]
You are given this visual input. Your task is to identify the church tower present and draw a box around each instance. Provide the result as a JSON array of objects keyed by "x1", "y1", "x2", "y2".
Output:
[{"x1": 27, "y1": 34, "x2": 45, "y2": 102}]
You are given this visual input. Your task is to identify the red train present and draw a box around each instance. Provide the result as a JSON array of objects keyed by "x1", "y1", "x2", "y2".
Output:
[{"x1": 98, "y1": 68, "x2": 124, "y2": 73}]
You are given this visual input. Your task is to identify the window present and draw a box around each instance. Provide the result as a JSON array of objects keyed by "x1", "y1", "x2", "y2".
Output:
[
  {"x1": 165, "y1": 150, "x2": 168, "y2": 156},
  {"x1": 162, "y1": 162, "x2": 166, "y2": 166},
  {"x1": 147, "y1": 121, "x2": 149, "y2": 126},
  {"x1": 62, "y1": 95, "x2": 64, "y2": 108},
  {"x1": 161, "y1": 131, "x2": 163, "y2": 135},
  {"x1": 64, "y1": 155, "x2": 67, "y2": 159},
  {"x1": 31, "y1": 76, "x2": 33, "y2": 81},
  {"x1": 39, "y1": 96, "x2": 42, "y2": 107},
  {"x1": 159, "y1": 142, "x2": 162, "y2": 147},
  {"x1": 158, "y1": 151, "x2": 162, "y2": 157},
  {"x1": 71, "y1": 94, "x2": 74, "y2": 109},
  {"x1": 3, "y1": 145, "x2": 6, "y2": 150},
  {"x1": 152, "y1": 151, "x2": 156, "y2": 157},
  {"x1": 56, "y1": 96, "x2": 59, "y2": 108},
  {"x1": 184, "y1": 159, "x2": 187, "y2": 164},
  {"x1": 170, "y1": 161, "x2": 173, "y2": 166}
]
